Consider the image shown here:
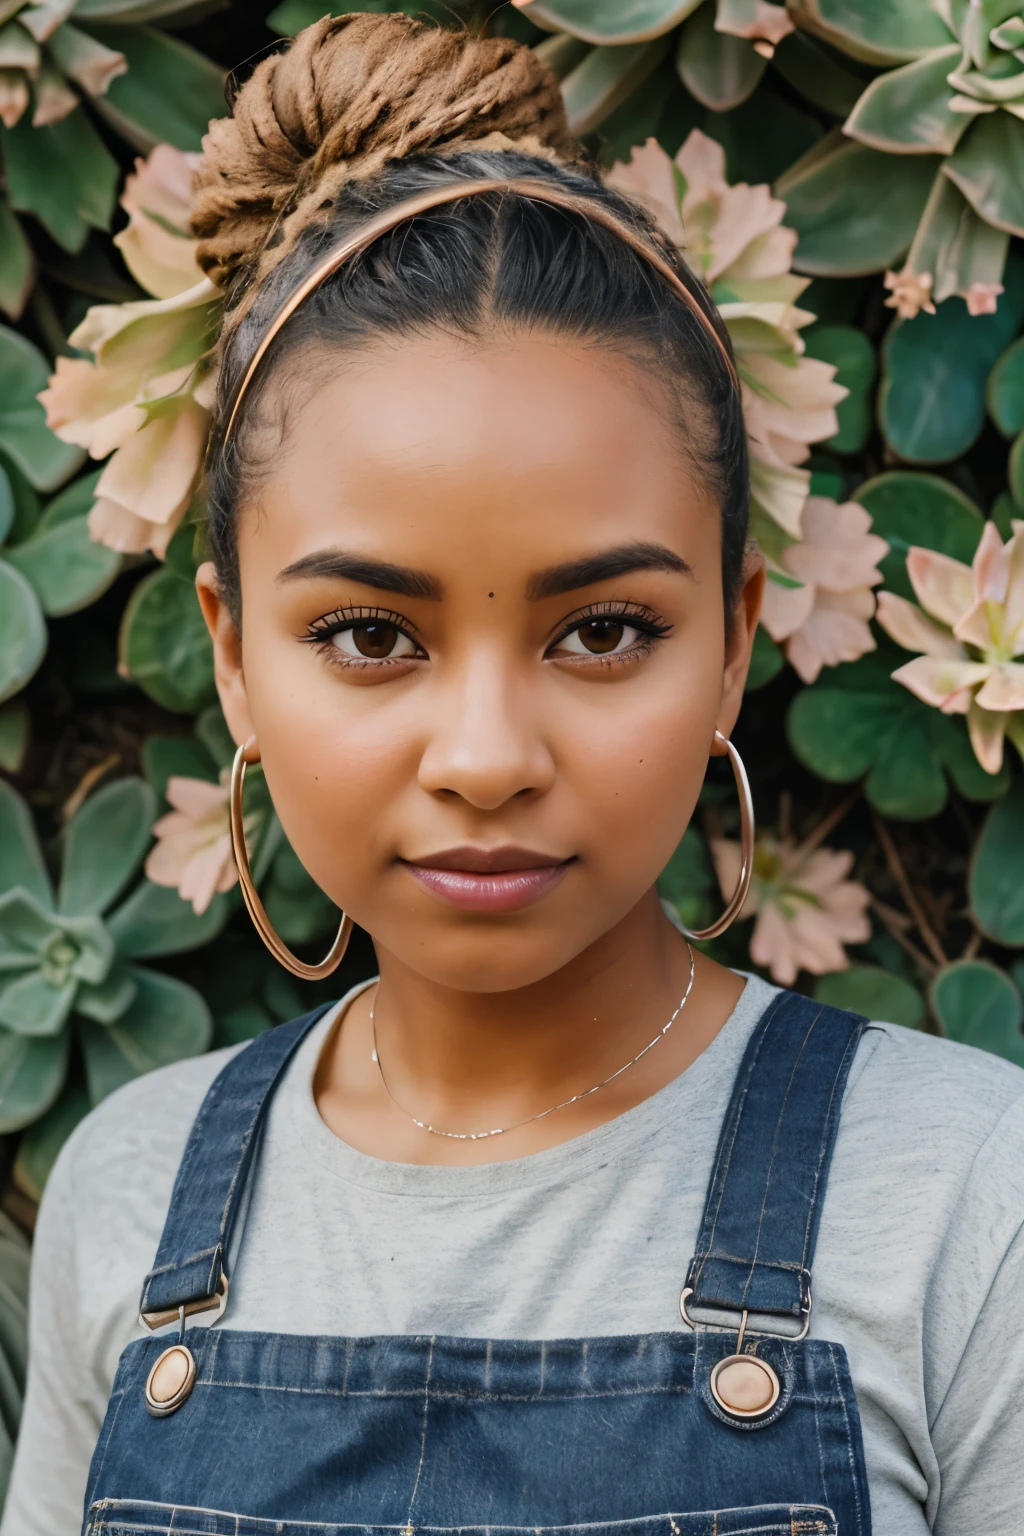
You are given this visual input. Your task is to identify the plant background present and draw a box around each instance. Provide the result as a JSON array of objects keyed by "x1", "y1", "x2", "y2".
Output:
[{"x1": 4, "y1": 0, "x2": 1024, "y2": 1497}]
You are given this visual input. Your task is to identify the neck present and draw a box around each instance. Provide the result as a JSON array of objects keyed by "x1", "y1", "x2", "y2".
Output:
[{"x1": 315, "y1": 889, "x2": 746, "y2": 1164}]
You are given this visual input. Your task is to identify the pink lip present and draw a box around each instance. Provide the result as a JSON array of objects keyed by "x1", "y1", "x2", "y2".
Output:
[{"x1": 401, "y1": 847, "x2": 574, "y2": 913}]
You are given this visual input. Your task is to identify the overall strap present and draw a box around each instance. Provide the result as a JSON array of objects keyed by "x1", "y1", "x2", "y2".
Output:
[
  {"x1": 683, "y1": 990, "x2": 868, "y2": 1334},
  {"x1": 138, "y1": 1003, "x2": 336, "y2": 1327}
]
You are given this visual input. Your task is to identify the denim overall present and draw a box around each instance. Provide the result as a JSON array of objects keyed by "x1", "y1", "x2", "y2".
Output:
[{"x1": 82, "y1": 989, "x2": 872, "y2": 1536}]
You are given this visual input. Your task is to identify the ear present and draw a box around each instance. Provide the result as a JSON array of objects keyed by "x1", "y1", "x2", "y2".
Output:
[
  {"x1": 195, "y1": 563, "x2": 256, "y2": 749},
  {"x1": 713, "y1": 544, "x2": 766, "y2": 753}
]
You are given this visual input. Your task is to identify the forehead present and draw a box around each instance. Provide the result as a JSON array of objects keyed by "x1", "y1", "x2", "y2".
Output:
[{"x1": 242, "y1": 331, "x2": 718, "y2": 577}]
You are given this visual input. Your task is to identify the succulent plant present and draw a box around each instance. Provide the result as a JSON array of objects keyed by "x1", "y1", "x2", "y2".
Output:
[
  {"x1": 779, "y1": 0, "x2": 1024, "y2": 298},
  {"x1": 0, "y1": 773, "x2": 221, "y2": 1141},
  {"x1": 0, "y1": 0, "x2": 226, "y2": 320}
]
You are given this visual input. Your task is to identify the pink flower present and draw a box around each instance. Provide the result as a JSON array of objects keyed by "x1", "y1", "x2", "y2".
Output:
[
  {"x1": 883, "y1": 268, "x2": 936, "y2": 320},
  {"x1": 760, "y1": 498, "x2": 888, "y2": 683},
  {"x1": 115, "y1": 144, "x2": 203, "y2": 299},
  {"x1": 607, "y1": 132, "x2": 845, "y2": 545},
  {"x1": 963, "y1": 281, "x2": 1004, "y2": 316},
  {"x1": 38, "y1": 143, "x2": 219, "y2": 562},
  {"x1": 145, "y1": 774, "x2": 237, "y2": 916},
  {"x1": 712, "y1": 833, "x2": 870, "y2": 987},
  {"x1": 875, "y1": 521, "x2": 1024, "y2": 774}
]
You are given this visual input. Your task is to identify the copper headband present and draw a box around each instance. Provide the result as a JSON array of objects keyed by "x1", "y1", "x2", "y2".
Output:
[{"x1": 223, "y1": 176, "x2": 737, "y2": 440}]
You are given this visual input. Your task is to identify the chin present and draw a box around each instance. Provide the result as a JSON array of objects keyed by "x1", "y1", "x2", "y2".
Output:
[{"x1": 377, "y1": 924, "x2": 591, "y2": 995}]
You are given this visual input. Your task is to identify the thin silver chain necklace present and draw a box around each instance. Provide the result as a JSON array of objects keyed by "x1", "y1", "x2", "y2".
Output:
[{"x1": 369, "y1": 942, "x2": 695, "y2": 1141}]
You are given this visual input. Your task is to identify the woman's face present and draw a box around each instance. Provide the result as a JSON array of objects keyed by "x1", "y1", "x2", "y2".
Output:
[{"x1": 198, "y1": 332, "x2": 763, "y2": 993}]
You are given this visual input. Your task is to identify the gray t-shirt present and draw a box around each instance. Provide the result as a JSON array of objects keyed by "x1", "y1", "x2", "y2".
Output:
[{"x1": 5, "y1": 973, "x2": 1024, "y2": 1536}]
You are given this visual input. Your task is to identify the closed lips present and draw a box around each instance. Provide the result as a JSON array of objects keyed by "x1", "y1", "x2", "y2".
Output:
[{"x1": 401, "y1": 847, "x2": 574, "y2": 912}]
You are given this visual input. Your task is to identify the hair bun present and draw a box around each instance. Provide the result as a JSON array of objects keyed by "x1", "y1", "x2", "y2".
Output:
[{"x1": 191, "y1": 12, "x2": 576, "y2": 295}]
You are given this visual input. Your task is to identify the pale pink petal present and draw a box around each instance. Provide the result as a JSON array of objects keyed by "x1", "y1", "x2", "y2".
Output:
[
  {"x1": 747, "y1": 445, "x2": 809, "y2": 537},
  {"x1": 964, "y1": 281, "x2": 1003, "y2": 316},
  {"x1": 606, "y1": 138, "x2": 685, "y2": 247},
  {"x1": 115, "y1": 218, "x2": 202, "y2": 300},
  {"x1": 759, "y1": 575, "x2": 815, "y2": 642},
  {"x1": 121, "y1": 144, "x2": 198, "y2": 231},
  {"x1": 884, "y1": 268, "x2": 935, "y2": 320},
  {"x1": 95, "y1": 402, "x2": 206, "y2": 527},
  {"x1": 875, "y1": 591, "x2": 963, "y2": 658},
  {"x1": 782, "y1": 498, "x2": 887, "y2": 590},
  {"x1": 723, "y1": 224, "x2": 797, "y2": 282},
  {"x1": 741, "y1": 353, "x2": 845, "y2": 448},
  {"x1": 749, "y1": 902, "x2": 801, "y2": 986},
  {"x1": 87, "y1": 497, "x2": 155, "y2": 555},
  {"x1": 0, "y1": 71, "x2": 30, "y2": 129},
  {"x1": 1001, "y1": 526, "x2": 1024, "y2": 650},
  {"x1": 789, "y1": 601, "x2": 876, "y2": 680},
  {"x1": 675, "y1": 129, "x2": 727, "y2": 207},
  {"x1": 164, "y1": 775, "x2": 230, "y2": 818},
  {"x1": 891, "y1": 655, "x2": 992, "y2": 709},
  {"x1": 971, "y1": 519, "x2": 1009, "y2": 605},
  {"x1": 792, "y1": 844, "x2": 855, "y2": 895},
  {"x1": 953, "y1": 598, "x2": 998, "y2": 651},
  {"x1": 974, "y1": 662, "x2": 1024, "y2": 712},
  {"x1": 968, "y1": 700, "x2": 1008, "y2": 775},
  {"x1": 699, "y1": 183, "x2": 789, "y2": 284},
  {"x1": 906, "y1": 546, "x2": 975, "y2": 626},
  {"x1": 38, "y1": 355, "x2": 140, "y2": 451},
  {"x1": 177, "y1": 833, "x2": 235, "y2": 915},
  {"x1": 786, "y1": 904, "x2": 863, "y2": 973}
]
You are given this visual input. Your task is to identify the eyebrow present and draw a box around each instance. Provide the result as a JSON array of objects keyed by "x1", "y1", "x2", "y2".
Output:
[
  {"x1": 277, "y1": 550, "x2": 442, "y2": 599},
  {"x1": 527, "y1": 542, "x2": 692, "y2": 601}
]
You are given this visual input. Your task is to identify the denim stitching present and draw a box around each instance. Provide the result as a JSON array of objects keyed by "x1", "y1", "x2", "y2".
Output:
[
  {"x1": 689, "y1": 995, "x2": 786, "y2": 1295},
  {"x1": 739, "y1": 1011, "x2": 819, "y2": 1310},
  {"x1": 404, "y1": 1336, "x2": 435, "y2": 1528},
  {"x1": 826, "y1": 1343, "x2": 867, "y2": 1536},
  {"x1": 797, "y1": 1024, "x2": 865, "y2": 1276},
  {"x1": 88, "y1": 1508, "x2": 834, "y2": 1536}
]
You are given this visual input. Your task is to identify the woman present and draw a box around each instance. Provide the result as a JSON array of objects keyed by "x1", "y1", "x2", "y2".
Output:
[{"x1": 5, "y1": 14, "x2": 1023, "y2": 1536}]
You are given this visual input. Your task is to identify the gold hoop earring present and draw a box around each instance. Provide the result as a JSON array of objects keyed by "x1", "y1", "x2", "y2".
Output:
[
  {"x1": 682, "y1": 730, "x2": 755, "y2": 942},
  {"x1": 229, "y1": 742, "x2": 353, "y2": 980}
]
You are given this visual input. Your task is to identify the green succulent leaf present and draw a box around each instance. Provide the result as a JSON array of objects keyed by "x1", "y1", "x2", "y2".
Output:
[
  {"x1": 0, "y1": 562, "x2": 46, "y2": 706},
  {"x1": 843, "y1": 45, "x2": 967, "y2": 154},
  {"x1": 853, "y1": 471, "x2": 983, "y2": 600},
  {"x1": 0, "y1": 701, "x2": 28, "y2": 775},
  {"x1": 814, "y1": 965, "x2": 925, "y2": 1028},
  {"x1": 0, "y1": 457, "x2": 40, "y2": 546},
  {"x1": 987, "y1": 335, "x2": 1024, "y2": 436},
  {"x1": 13, "y1": 1080, "x2": 90, "y2": 1203},
  {"x1": 944, "y1": 111, "x2": 1024, "y2": 238},
  {"x1": 106, "y1": 878, "x2": 229, "y2": 959},
  {"x1": 262, "y1": 841, "x2": 337, "y2": 946},
  {"x1": 879, "y1": 256, "x2": 1024, "y2": 463},
  {"x1": 1010, "y1": 428, "x2": 1024, "y2": 505},
  {"x1": 970, "y1": 782, "x2": 1024, "y2": 944},
  {"x1": 775, "y1": 131, "x2": 936, "y2": 276},
  {"x1": 82, "y1": 24, "x2": 227, "y2": 153},
  {"x1": 141, "y1": 735, "x2": 219, "y2": 803},
  {"x1": 787, "y1": 645, "x2": 1008, "y2": 819},
  {"x1": 0, "y1": 326, "x2": 85, "y2": 492},
  {"x1": 0, "y1": 783, "x2": 51, "y2": 911},
  {"x1": 676, "y1": 3, "x2": 766, "y2": 111},
  {"x1": 32, "y1": 469, "x2": 103, "y2": 532},
  {"x1": 0, "y1": 1028, "x2": 68, "y2": 1133},
  {"x1": 59, "y1": 777, "x2": 156, "y2": 918},
  {"x1": 561, "y1": 36, "x2": 669, "y2": 134},
  {"x1": 0, "y1": 972, "x2": 77, "y2": 1038},
  {"x1": 930, "y1": 960, "x2": 1024, "y2": 1065},
  {"x1": 74, "y1": 967, "x2": 137, "y2": 1025},
  {"x1": 517, "y1": 0, "x2": 701, "y2": 43},
  {"x1": 0, "y1": 197, "x2": 33, "y2": 323},
  {"x1": 5, "y1": 513, "x2": 121, "y2": 617},
  {"x1": 0, "y1": 465, "x2": 12, "y2": 546},
  {"x1": 79, "y1": 964, "x2": 211, "y2": 1105},
  {"x1": 1, "y1": 106, "x2": 119, "y2": 254},
  {"x1": 118, "y1": 566, "x2": 216, "y2": 713},
  {"x1": 803, "y1": 324, "x2": 877, "y2": 452},
  {"x1": 769, "y1": 31, "x2": 878, "y2": 119},
  {"x1": 787, "y1": 0, "x2": 955, "y2": 67}
]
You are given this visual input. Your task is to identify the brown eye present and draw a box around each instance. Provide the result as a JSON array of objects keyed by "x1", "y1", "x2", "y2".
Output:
[
  {"x1": 333, "y1": 623, "x2": 417, "y2": 661},
  {"x1": 573, "y1": 619, "x2": 626, "y2": 654}
]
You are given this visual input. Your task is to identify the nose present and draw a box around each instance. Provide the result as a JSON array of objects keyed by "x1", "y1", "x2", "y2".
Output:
[{"x1": 417, "y1": 649, "x2": 556, "y2": 810}]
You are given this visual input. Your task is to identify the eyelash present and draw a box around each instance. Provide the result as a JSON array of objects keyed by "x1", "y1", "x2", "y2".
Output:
[
  {"x1": 302, "y1": 600, "x2": 673, "y2": 671},
  {"x1": 302, "y1": 606, "x2": 426, "y2": 670}
]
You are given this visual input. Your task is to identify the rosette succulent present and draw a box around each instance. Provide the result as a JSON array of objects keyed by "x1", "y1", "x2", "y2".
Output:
[{"x1": 0, "y1": 774, "x2": 220, "y2": 1146}]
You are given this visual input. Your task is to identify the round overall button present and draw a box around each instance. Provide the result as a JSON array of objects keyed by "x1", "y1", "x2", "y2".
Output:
[
  {"x1": 144, "y1": 1344, "x2": 196, "y2": 1418},
  {"x1": 710, "y1": 1352, "x2": 780, "y2": 1419}
]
